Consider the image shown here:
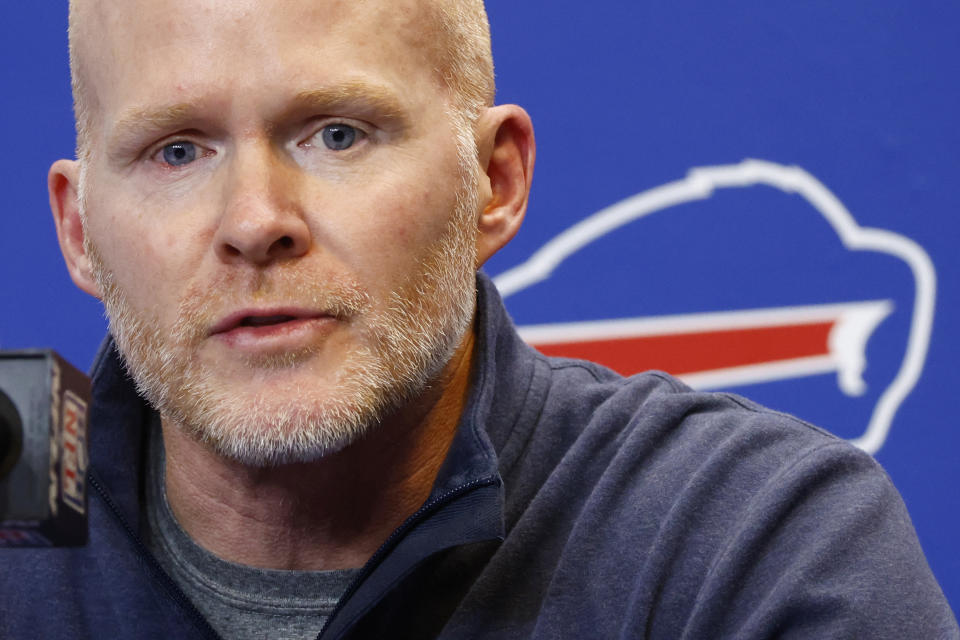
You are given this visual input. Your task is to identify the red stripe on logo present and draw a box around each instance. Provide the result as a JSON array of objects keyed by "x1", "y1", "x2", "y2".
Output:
[{"x1": 531, "y1": 321, "x2": 834, "y2": 376}]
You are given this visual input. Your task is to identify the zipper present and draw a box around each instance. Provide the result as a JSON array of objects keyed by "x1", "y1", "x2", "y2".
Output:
[
  {"x1": 316, "y1": 474, "x2": 501, "y2": 640},
  {"x1": 88, "y1": 472, "x2": 224, "y2": 640}
]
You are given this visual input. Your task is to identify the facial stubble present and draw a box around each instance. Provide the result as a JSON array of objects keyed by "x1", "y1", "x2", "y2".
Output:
[{"x1": 84, "y1": 154, "x2": 479, "y2": 467}]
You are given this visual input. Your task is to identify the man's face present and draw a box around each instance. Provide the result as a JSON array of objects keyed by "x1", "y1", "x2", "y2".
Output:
[{"x1": 74, "y1": 0, "x2": 479, "y2": 465}]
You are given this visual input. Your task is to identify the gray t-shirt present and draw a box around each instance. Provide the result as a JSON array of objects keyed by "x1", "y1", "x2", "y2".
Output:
[{"x1": 144, "y1": 419, "x2": 361, "y2": 640}]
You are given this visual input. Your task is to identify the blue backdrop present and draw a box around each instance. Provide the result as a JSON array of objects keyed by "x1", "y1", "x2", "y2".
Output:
[{"x1": 2, "y1": 1, "x2": 958, "y2": 613}]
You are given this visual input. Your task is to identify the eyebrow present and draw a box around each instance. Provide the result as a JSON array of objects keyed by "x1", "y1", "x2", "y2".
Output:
[
  {"x1": 290, "y1": 82, "x2": 410, "y2": 127},
  {"x1": 106, "y1": 80, "x2": 411, "y2": 154},
  {"x1": 107, "y1": 103, "x2": 200, "y2": 154}
]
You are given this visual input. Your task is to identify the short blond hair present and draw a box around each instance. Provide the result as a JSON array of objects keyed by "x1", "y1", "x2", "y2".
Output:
[
  {"x1": 67, "y1": 1, "x2": 90, "y2": 162},
  {"x1": 67, "y1": 0, "x2": 495, "y2": 161},
  {"x1": 427, "y1": 0, "x2": 496, "y2": 124}
]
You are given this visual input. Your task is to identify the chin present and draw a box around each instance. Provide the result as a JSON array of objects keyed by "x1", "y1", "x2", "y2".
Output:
[{"x1": 143, "y1": 341, "x2": 418, "y2": 467}]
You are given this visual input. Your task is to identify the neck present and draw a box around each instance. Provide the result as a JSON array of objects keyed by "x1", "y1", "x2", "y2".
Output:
[{"x1": 160, "y1": 327, "x2": 476, "y2": 571}]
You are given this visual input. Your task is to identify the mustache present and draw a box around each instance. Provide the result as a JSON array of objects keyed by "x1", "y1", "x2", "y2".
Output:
[{"x1": 171, "y1": 267, "x2": 371, "y2": 342}]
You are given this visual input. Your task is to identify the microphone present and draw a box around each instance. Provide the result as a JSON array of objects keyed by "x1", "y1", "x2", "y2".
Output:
[{"x1": 0, "y1": 350, "x2": 91, "y2": 547}]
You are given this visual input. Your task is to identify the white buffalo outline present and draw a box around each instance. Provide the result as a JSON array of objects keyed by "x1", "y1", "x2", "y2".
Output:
[{"x1": 493, "y1": 159, "x2": 937, "y2": 454}]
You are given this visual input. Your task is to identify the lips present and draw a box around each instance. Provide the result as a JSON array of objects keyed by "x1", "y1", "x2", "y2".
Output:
[{"x1": 209, "y1": 309, "x2": 331, "y2": 336}]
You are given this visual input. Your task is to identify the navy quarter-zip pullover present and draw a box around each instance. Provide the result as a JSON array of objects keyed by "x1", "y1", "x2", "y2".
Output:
[{"x1": 1, "y1": 274, "x2": 957, "y2": 639}]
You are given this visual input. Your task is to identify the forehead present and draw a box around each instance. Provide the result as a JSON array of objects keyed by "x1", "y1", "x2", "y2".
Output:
[{"x1": 76, "y1": 0, "x2": 448, "y2": 127}]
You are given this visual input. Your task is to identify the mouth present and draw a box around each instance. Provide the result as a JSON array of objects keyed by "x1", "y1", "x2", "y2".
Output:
[
  {"x1": 210, "y1": 309, "x2": 333, "y2": 336},
  {"x1": 237, "y1": 314, "x2": 298, "y2": 328}
]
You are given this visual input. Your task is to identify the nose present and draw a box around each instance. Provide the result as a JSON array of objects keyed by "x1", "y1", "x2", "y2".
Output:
[{"x1": 214, "y1": 142, "x2": 311, "y2": 265}]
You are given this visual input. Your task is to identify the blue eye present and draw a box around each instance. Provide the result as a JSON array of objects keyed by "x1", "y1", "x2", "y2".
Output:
[
  {"x1": 321, "y1": 125, "x2": 357, "y2": 151},
  {"x1": 161, "y1": 142, "x2": 197, "y2": 166}
]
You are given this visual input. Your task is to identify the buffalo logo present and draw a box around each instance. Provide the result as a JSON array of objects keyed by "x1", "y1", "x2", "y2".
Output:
[{"x1": 494, "y1": 160, "x2": 935, "y2": 454}]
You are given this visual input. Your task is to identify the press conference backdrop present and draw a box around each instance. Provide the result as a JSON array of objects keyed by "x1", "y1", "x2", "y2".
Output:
[{"x1": 3, "y1": 1, "x2": 958, "y2": 612}]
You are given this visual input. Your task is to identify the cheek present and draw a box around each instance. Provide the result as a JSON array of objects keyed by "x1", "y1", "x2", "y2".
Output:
[
  {"x1": 342, "y1": 175, "x2": 461, "y2": 285},
  {"x1": 84, "y1": 197, "x2": 207, "y2": 325}
]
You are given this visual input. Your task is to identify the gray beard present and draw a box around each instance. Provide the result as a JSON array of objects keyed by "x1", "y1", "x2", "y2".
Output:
[{"x1": 85, "y1": 164, "x2": 479, "y2": 467}]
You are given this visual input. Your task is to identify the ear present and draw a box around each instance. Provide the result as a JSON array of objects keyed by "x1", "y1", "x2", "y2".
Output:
[
  {"x1": 473, "y1": 104, "x2": 535, "y2": 267},
  {"x1": 49, "y1": 159, "x2": 101, "y2": 299}
]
